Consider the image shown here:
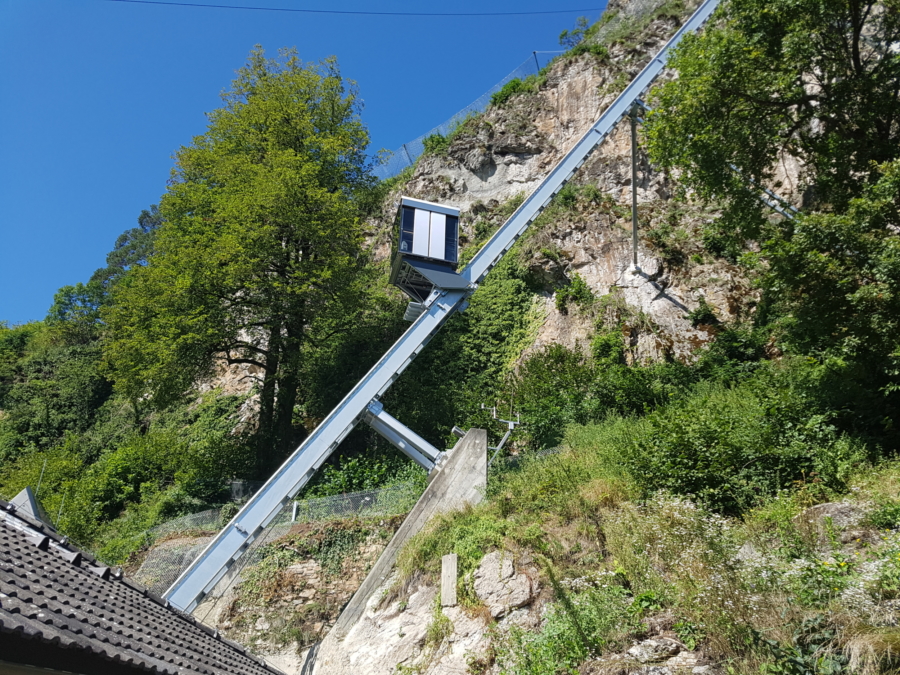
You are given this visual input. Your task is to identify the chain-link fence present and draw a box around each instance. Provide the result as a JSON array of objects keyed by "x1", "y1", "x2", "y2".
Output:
[
  {"x1": 132, "y1": 481, "x2": 423, "y2": 597},
  {"x1": 373, "y1": 52, "x2": 561, "y2": 180},
  {"x1": 149, "y1": 508, "x2": 224, "y2": 539}
]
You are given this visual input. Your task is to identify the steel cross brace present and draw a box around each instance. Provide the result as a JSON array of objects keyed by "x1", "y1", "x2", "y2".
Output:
[
  {"x1": 163, "y1": 0, "x2": 723, "y2": 614},
  {"x1": 363, "y1": 400, "x2": 444, "y2": 472}
]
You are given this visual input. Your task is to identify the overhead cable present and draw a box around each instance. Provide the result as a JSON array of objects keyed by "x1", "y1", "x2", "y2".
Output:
[{"x1": 98, "y1": 0, "x2": 605, "y2": 16}]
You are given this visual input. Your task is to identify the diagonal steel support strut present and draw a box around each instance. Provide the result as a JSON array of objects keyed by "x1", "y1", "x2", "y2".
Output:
[{"x1": 363, "y1": 400, "x2": 443, "y2": 472}]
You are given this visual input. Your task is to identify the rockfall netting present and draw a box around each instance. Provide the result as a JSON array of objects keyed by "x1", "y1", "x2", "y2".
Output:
[{"x1": 373, "y1": 52, "x2": 560, "y2": 180}]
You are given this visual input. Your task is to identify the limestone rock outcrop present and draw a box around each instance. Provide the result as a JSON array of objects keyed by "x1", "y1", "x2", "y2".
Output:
[
  {"x1": 369, "y1": 0, "x2": 763, "y2": 365},
  {"x1": 311, "y1": 550, "x2": 541, "y2": 675},
  {"x1": 472, "y1": 550, "x2": 538, "y2": 618}
]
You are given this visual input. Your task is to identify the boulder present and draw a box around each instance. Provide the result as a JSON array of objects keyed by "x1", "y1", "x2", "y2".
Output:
[
  {"x1": 794, "y1": 502, "x2": 867, "y2": 546},
  {"x1": 473, "y1": 551, "x2": 536, "y2": 618},
  {"x1": 626, "y1": 638, "x2": 681, "y2": 663}
]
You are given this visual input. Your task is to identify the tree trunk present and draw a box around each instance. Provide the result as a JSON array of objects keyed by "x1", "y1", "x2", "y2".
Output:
[
  {"x1": 271, "y1": 320, "x2": 304, "y2": 469},
  {"x1": 255, "y1": 322, "x2": 282, "y2": 478}
]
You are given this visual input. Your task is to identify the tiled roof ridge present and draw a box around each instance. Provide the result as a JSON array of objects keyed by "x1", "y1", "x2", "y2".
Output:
[{"x1": 0, "y1": 498, "x2": 286, "y2": 675}]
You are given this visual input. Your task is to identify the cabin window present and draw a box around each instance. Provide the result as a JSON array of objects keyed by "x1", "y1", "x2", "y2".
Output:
[
  {"x1": 399, "y1": 206, "x2": 415, "y2": 253},
  {"x1": 444, "y1": 215, "x2": 458, "y2": 263}
]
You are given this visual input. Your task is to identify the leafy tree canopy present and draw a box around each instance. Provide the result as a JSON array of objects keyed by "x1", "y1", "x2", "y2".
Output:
[
  {"x1": 91, "y1": 204, "x2": 163, "y2": 291},
  {"x1": 104, "y1": 47, "x2": 375, "y2": 475},
  {"x1": 46, "y1": 281, "x2": 106, "y2": 345},
  {"x1": 760, "y1": 159, "x2": 900, "y2": 376},
  {"x1": 559, "y1": 16, "x2": 594, "y2": 48},
  {"x1": 646, "y1": 0, "x2": 900, "y2": 243}
]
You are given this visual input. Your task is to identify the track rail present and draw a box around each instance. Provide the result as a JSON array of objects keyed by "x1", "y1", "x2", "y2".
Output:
[{"x1": 164, "y1": 0, "x2": 722, "y2": 613}]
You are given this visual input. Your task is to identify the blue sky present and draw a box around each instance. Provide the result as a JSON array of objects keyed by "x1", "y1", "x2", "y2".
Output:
[{"x1": 0, "y1": 0, "x2": 606, "y2": 326}]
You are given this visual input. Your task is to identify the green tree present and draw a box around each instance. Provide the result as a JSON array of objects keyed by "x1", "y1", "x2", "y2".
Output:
[
  {"x1": 646, "y1": 0, "x2": 900, "y2": 247},
  {"x1": 559, "y1": 16, "x2": 593, "y2": 48},
  {"x1": 0, "y1": 339, "x2": 111, "y2": 459},
  {"x1": 762, "y1": 160, "x2": 900, "y2": 384},
  {"x1": 91, "y1": 204, "x2": 163, "y2": 290},
  {"x1": 104, "y1": 47, "x2": 374, "y2": 475},
  {"x1": 46, "y1": 281, "x2": 106, "y2": 345}
]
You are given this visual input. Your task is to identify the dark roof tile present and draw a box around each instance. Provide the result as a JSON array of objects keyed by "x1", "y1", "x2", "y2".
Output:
[{"x1": 0, "y1": 500, "x2": 285, "y2": 675}]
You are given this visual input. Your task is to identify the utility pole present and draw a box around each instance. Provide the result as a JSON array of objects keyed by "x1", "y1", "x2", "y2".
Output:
[{"x1": 629, "y1": 104, "x2": 641, "y2": 274}]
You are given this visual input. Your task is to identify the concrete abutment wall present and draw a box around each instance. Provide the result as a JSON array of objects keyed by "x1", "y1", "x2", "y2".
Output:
[{"x1": 312, "y1": 428, "x2": 487, "y2": 673}]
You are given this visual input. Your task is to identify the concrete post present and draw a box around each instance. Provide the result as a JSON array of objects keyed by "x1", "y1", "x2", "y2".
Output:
[{"x1": 441, "y1": 554, "x2": 458, "y2": 607}]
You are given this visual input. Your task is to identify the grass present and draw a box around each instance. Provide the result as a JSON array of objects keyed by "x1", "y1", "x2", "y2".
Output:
[
  {"x1": 393, "y1": 374, "x2": 900, "y2": 673},
  {"x1": 420, "y1": 112, "x2": 485, "y2": 158}
]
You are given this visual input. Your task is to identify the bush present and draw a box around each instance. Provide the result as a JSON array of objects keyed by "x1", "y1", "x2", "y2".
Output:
[
  {"x1": 397, "y1": 505, "x2": 508, "y2": 584},
  {"x1": 490, "y1": 75, "x2": 542, "y2": 108},
  {"x1": 301, "y1": 451, "x2": 426, "y2": 498},
  {"x1": 686, "y1": 296, "x2": 719, "y2": 327},
  {"x1": 512, "y1": 343, "x2": 693, "y2": 450},
  {"x1": 692, "y1": 326, "x2": 767, "y2": 383},
  {"x1": 0, "y1": 341, "x2": 112, "y2": 458},
  {"x1": 622, "y1": 367, "x2": 868, "y2": 513},
  {"x1": 555, "y1": 273, "x2": 594, "y2": 314},
  {"x1": 495, "y1": 582, "x2": 633, "y2": 674},
  {"x1": 422, "y1": 133, "x2": 450, "y2": 156},
  {"x1": 568, "y1": 42, "x2": 609, "y2": 60},
  {"x1": 514, "y1": 345, "x2": 597, "y2": 448},
  {"x1": 0, "y1": 389, "x2": 255, "y2": 559}
]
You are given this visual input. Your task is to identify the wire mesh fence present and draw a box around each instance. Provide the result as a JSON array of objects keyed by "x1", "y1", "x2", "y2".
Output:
[
  {"x1": 180, "y1": 446, "x2": 562, "y2": 623},
  {"x1": 372, "y1": 52, "x2": 561, "y2": 180},
  {"x1": 372, "y1": 0, "x2": 680, "y2": 181},
  {"x1": 150, "y1": 508, "x2": 224, "y2": 539},
  {"x1": 132, "y1": 481, "x2": 423, "y2": 597},
  {"x1": 288, "y1": 481, "x2": 423, "y2": 523},
  {"x1": 132, "y1": 535, "x2": 217, "y2": 598}
]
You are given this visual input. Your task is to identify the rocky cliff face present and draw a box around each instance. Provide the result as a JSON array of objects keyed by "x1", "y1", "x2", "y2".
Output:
[
  {"x1": 315, "y1": 550, "x2": 541, "y2": 675},
  {"x1": 316, "y1": 548, "x2": 721, "y2": 675},
  {"x1": 370, "y1": 0, "x2": 763, "y2": 365},
  {"x1": 308, "y1": 2, "x2": 758, "y2": 673},
  {"x1": 206, "y1": 0, "x2": 762, "y2": 405}
]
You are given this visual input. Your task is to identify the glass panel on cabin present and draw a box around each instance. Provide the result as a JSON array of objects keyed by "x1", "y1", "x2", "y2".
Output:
[
  {"x1": 412, "y1": 209, "x2": 430, "y2": 256},
  {"x1": 444, "y1": 215, "x2": 458, "y2": 263},
  {"x1": 428, "y1": 212, "x2": 446, "y2": 260},
  {"x1": 399, "y1": 206, "x2": 415, "y2": 253}
]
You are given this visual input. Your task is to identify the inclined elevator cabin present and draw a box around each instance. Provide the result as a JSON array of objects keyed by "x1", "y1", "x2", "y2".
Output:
[{"x1": 389, "y1": 197, "x2": 469, "y2": 320}]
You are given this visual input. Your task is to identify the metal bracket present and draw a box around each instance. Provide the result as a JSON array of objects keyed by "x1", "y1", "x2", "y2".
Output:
[{"x1": 482, "y1": 405, "x2": 522, "y2": 467}]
